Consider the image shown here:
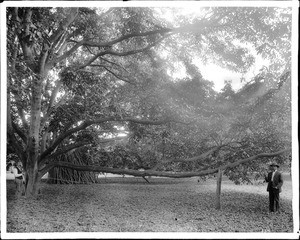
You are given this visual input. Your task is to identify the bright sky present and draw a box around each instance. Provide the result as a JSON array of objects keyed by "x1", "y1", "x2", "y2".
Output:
[
  {"x1": 157, "y1": 7, "x2": 271, "y2": 92},
  {"x1": 165, "y1": 51, "x2": 269, "y2": 92},
  {"x1": 198, "y1": 55, "x2": 270, "y2": 92}
]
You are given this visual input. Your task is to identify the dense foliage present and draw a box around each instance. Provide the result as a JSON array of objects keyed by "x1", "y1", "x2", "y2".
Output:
[{"x1": 6, "y1": 7, "x2": 292, "y2": 196}]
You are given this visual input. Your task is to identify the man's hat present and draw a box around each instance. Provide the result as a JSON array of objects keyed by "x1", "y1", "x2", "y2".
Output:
[{"x1": 269, "y1": 162, "x2": 280, "y2": 168}]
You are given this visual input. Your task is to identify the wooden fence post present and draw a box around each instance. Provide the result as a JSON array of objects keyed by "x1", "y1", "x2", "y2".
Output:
[{"x1": 216, "y1": 168, "x2": 223, "y2": 210}]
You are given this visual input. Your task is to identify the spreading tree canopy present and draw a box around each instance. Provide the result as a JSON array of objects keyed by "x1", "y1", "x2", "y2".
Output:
[{"x1": 6, "y1": 6, "x2": 292, "y2": 197}]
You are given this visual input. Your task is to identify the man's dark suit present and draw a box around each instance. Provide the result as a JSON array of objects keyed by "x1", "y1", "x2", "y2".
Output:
[{"x1": 265, "y1": 171, "x2": 283, "y2": 212}]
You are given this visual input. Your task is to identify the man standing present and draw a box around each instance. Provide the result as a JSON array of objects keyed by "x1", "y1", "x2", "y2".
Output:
[
  {"x1": 12, "y1": 161, "x2": 25, "y2": 197},
  {"x1": 265, "y1": 162, "x2": 283, "y2": 213}
]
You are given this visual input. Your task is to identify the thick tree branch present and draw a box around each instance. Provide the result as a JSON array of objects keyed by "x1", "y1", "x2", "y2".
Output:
[
  {"x1": 12, "y1": 122, "x2": 27, "y2": 144},
  {"x1": 45, "y1": 8, "x2": 79, "y2": 67},
  {"x1": 98, "y1": 57, "x2": 129, "y2": 73},
  {"x1": 23, "y1": 8, "x2": 33, "y2": 36},
  {"x1": 82, "y1": 28, "x2": 172, "y2": 48},
  {"x1": 48, "y1": 80, "x2": 63, "y2": 112},
  {"x1": 16, "y1": 8, "x2": 35, "y2": 70},
  {"x1": 84, "y1": 63, "x2": 130, "y2": 83},
  {"x1": 10, "y1": 86, "x2": 30, "y2": 129},
  {"x1": 101, "y1": 66, "x2": 134, "y2": 84},
  {"x1": 56, "y1": 38, "x2": 69, "y2": 56},
  {"x1": 12, "y1": 7, "x2": 21, "y2": 23},
  {"x1": 9, "y1": 46, "x2": 30, "y2": 130},
  {"x1": 56, "y1": 41, "x2": 83, "y2": 63},
  {"x1": 40, "y1": 130, "x2": 50, "y2": 155},
  {"x1": 7, "y1": 131, "x2": 26, "y2": 163},
  {"x1": 39, "y1": 117, "x2": 175, "y2": 161},
  {"x1": 80, "y1": 21, "x2": 209, "y2": 50},
  {"x1": 56, "y1": 22, "x2": 208, "y2": 69},
  {"x1": 219, "y1": 148, "x2": 291, "y2": 170},
  {"x1": 7, "y1": 25, "x2": 27, "y2": 162},
  {"x1": 39, "y1": 136, "x2": 127, "y2": 166},
  {"x1": 39, "y1": 148, "x2": 291, "y2": 178},
  {"x1": 40, "y1": 80, "x2": 63, "y2": 130},
  {"x1": 77, "y1": 37, "x2": 167, "y2": 70},
  {"x1": 49, "y1": 8, "x2": 79, "y2": 47},
  {"x1": 39, "y1": 142, "x2": 91, "y2": 165}
]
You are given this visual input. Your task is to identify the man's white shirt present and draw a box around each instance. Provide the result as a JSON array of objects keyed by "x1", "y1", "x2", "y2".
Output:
[{"x1": 271, "y1": 170, "x2": 277, "y2": 182}]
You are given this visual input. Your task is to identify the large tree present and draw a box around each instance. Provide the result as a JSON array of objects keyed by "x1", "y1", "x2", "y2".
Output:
[{"x1": 6, "y1": 7, "x2": 292, "y2": 197}]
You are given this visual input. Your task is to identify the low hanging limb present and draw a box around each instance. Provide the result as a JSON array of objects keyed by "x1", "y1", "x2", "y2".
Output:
[{"x1": 39, "y1": 148, "x2": 291, "y2": 179}]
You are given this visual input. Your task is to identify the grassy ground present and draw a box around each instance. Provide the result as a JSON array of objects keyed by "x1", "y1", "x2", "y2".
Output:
[{"x1": 6, "y1": 173, "x2": 293, "y2": 233}]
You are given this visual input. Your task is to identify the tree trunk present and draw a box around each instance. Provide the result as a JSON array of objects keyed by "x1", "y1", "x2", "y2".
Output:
[
  {"x1": 25, "y1": 71, "x2": 46, "y2": 197},
  {"x1": 215, "y1": 168, "x2": 222, "y2": 210},
  {"x1": 25, "y1": 162, "x2": 41, "y2": 198}
]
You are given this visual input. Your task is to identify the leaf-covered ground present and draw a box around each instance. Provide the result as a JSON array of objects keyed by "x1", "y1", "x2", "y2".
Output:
[{"x1": 6, "y1": 174, "x2": 293, "y2": 233}]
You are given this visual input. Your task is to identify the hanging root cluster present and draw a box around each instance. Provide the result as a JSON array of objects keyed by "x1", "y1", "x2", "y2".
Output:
[{"x1": 47, "y1": 150, "x2": 98, "y2": 184}]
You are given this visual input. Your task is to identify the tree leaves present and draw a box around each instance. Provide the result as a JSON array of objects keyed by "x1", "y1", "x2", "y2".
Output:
[{"x1": 6, "y1": 7, "x2": 292, "y2": 190}]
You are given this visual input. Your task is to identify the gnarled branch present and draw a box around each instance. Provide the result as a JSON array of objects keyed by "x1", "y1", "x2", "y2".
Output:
[
  {"x1": 77, "y1": 36, "x2": 167, "y2": 70},
  {"x1": 39, "y1": 117, "x2": 176, "y2": 161},
  {"x1": 39, "y1": 148, "x2": 291, "y2": 179}
]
